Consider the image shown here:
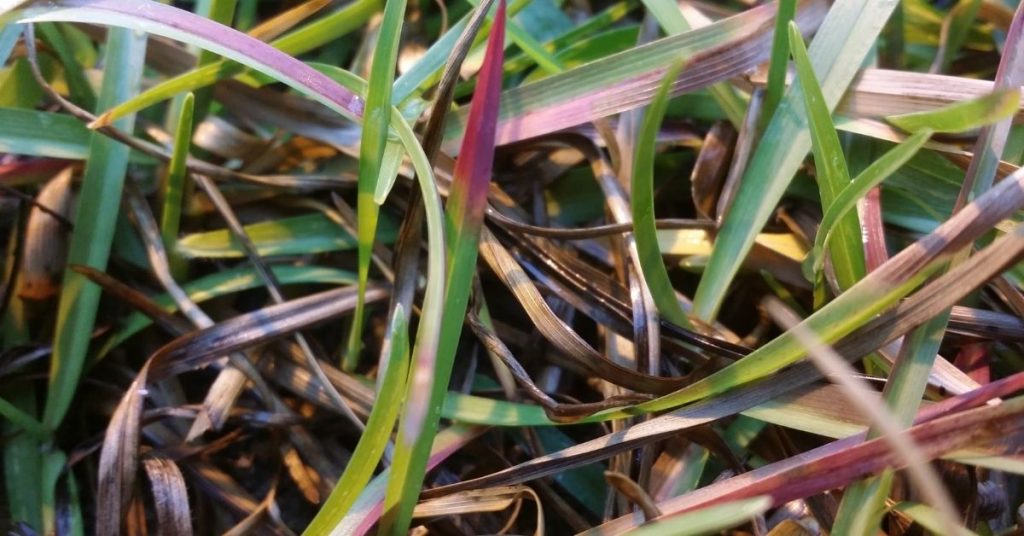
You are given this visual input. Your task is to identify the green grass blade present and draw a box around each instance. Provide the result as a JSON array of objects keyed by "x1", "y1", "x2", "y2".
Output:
[
  {"x1": 692, "y1": 0, "x2": 898, "y2": 322},
  {"x1": 787, "y1": 21, "x2": 864, "y2": 294},
  {"x1": 887, "y1": 88, "x2": 1021, "y2": 134},
  {"x1": 640, "y1": 0, "x2": 746, "y2": 127},
  {"x1": 762, "y1": 0, "x2": 797, "y2": 123},
  {"x1": 347, "y1": 0, "x2": 407, "y2": 370},
  {"x1": 2, "y1": 385, "x2": 42, "y2": 531},
  {"x1": 36, "y1": 23, "x2": 95, "y2": 110},
  {"x1": 42, "y1": 26, "x2": 146, "y2": 428},
  {"x1": 304, "y1": 305, "x2": 409, "y2": 534},
  {"x1": 631, "y1": 60, "x2": 691, "y2": 328},
  {"x1": 175, "y1": 212, "x2": 397, "y2": 258},
  {"x1": 0, "y1": 107, "x2": 149, "y2": 160},
  {"x1": 381, "y1": 3, "x2": 505, "y2": 533},
  {"x1": 805, "y1": 129, "x2": 932, "y2": 279},
  {"x1": 0, "y1": 396, "x2": 48, "y2": 437},
  {"x1": 624, "y1": 496, "x2": 771, "y2": 536},
  {"x1": 159, "y1": 91, "x2": 193, "y2": 277},
  {"x1": 191, "y1": 0, "x2": 237, "y2": 120}
]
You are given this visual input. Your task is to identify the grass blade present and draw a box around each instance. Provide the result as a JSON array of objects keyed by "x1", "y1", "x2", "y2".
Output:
[
  {"x1": 624, "y1": 496, "x2": 770, "y2": 536},
  {"x1": 631, "y1": 61, "x2": 691, "y2": 328},
  {"x1": 41, "y1": 24, "x2": 146, "y2": 428},
  {"x1": 787, "y1": 21, "x2": 864, "y2": 296},
  {"x1": 158, "y1": 92, "x2": 193, "y2": 277},
  {"x1": 762, "y1": 0, "x2": 797, "y2": 123},
  {"x1": 304, "y1": 306, "x2": 409, "y2": 534},
  {"x1": 887, "y1": 87, "x2": 1021, "y2": 133},
  {"x1": 805, "y1": 129, "x2": 932, "y2": 279},
  {"x1": 381, "y1": 2, "x2": 505, "y2": 533},
  {"x1": 347, "y1": 0, "x2": 407, "y2": 370}
]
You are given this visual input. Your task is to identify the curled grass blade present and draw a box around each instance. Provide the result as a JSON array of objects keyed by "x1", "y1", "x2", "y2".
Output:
[{"x1": 631, "y1": 60, "x2": 691, "y2": 328}]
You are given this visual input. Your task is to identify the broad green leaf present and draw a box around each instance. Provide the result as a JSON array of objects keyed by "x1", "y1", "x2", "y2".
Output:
[
  {"x1": 887, "y1": 88, "x2": 1021, "y2": 133},
  {"x1": 693, "y1": 0, "x2": 898, "y2": 322}
]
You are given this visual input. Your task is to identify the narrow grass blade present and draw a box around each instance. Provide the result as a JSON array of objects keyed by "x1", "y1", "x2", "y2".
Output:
[
  {"x1": 631, "y1": 61, "x2": 690, "y2": 327},
  {"x1": 441, "y1": 1, "x2": 828, "y2": 149},
  {"x1": 763, "y1": 0, "x2": 797, "y2": 123},
  {"x1": 693, "y1": 0, "x2": 898, "y2": 321},
  {"x1": 640, "y1": 0, "x2": 746, "y2": 127},
  {"x1": 191, "y1": 0, "x2": 237, "y2": 120},
  {"x1": 835, "y1": 4, "x2": 1024, "y2": 528},
  {"x1": 14, "y1": 0, "x2": 365, "y2": 125},
  {"x1": 606, "y1": 165, "x2": 1024, "y2": 418},
  {"x1": 625, "y1": 496, "x2": 770, "y2": 536},
  {"x1": 930, "y1": 0, "x2": 982, "y2": 74},
  {"x1": 42, "y1": 25, "x2": 146, "y2": 429},
  {"x1": 887, "y1": 88, "x2": 1020, "y2": 133},
  {"x1": 304, "y1": 306, "x2": 408, "y2": 534},
  {"x1": 347, "y1": 0, "x2": 407, "y2": 370},
  {"x1": 381, "y1": 3, "x2": 505, "y2": 533},
  {"x1": 589, "y1": 396, "x2": 1024, "y2": 534},
  {"x1": 159, "y1": 92, "x2": 193, "y2": 277},
  {"x1": 804, "y1": 129, "x2": 933, "y2": 280},
  {"x1": 787, "y1": 21, "x2": 864, "y2": 296}
]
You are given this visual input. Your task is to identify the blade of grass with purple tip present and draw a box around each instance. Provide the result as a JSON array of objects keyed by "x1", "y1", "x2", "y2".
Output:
[{"x1": 380, "y1": 2, "x2": 506, "y2": 533}]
